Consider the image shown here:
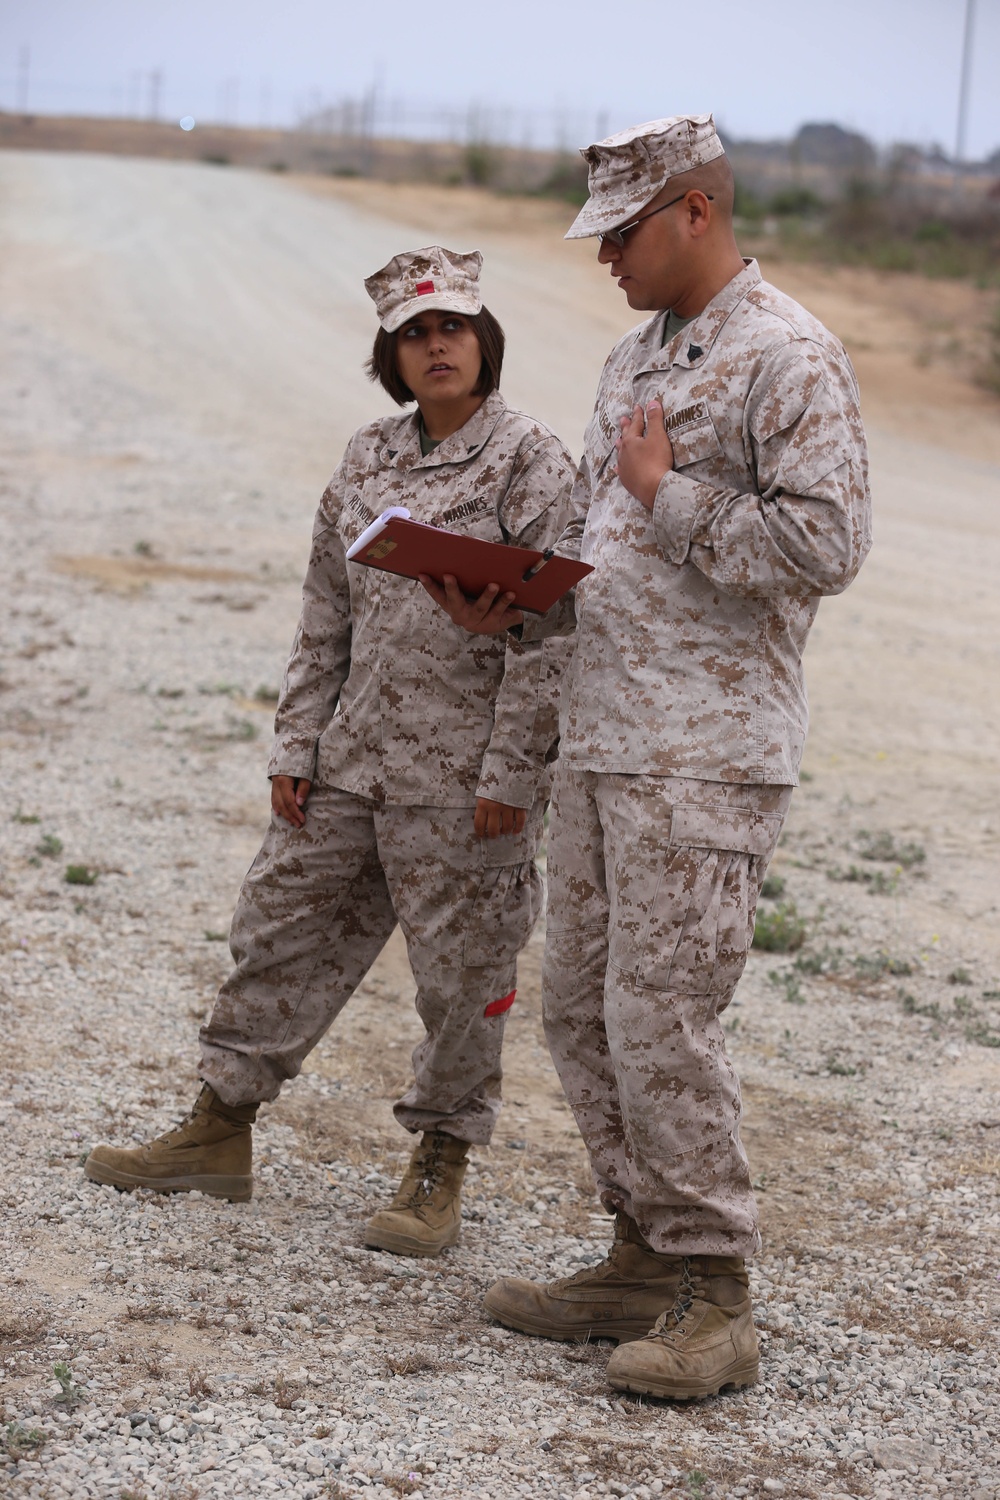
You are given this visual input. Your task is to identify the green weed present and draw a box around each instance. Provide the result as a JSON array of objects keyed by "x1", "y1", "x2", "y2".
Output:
[
  {"x1": 947, "y1": 967, "x2": 972, "y2": 985},
  {"x1": 768, "y1": 969, "x2": 806, "y2": 1005},
  {"x1": 1, "y1": 1420, "x2": 47, "y2": 1458},
  {"x1": 64, "y1": 865, "x2": 97, "y2": 886},
  {"x1": 760, "y1": 873, "x2": 786, "y2": 898},
  {"x1": 753, "y1": 901, "x2": 808, "y2": 953},
  {"x1": 828, "y1": 863, "x2": 899, "y2": 894},
  {"x1": 795, "y1": 944, "x2": 844, "y2": 975},
  {"x1": 52, "y1": 1360, "x2": 82, "y2": 1407},
  {"x1": 225, "y1": 716, "x2": 258, "y2": 742},
  {"x1": 966, "y1": 1023, "x2": 1000, "y2": 1048},
  {"x1": 12, "y1": 808, "x2": 41, "y2": 824},
  {"x1": 36, "y1": 833, "x2": 63, "y2": 858},
  {"x1": 854, "y1": 952, "x2": 913, "y2": 978},
  {"x1": 901, "y1": 993, "x2": 941, "y2": 1021},
  {"x1": 857, "y1": 829, "x2": 926, "y2": 866}
]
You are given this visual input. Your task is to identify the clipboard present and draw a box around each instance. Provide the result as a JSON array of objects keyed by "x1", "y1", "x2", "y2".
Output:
[{"x1": 346, "y1": 508, "x2": 591, "y2": 615}]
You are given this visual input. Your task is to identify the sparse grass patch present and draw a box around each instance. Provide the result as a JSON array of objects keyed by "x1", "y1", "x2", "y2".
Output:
[
  {"x1": 225, "y1": 715, "x2": 258, "y2": 741},
  {"x1": 901, "y1": 993, "x2": 942, "y2": 1021},
  {"x1": 12, "y1": 807, "x2": 41, "y2": 824},
  {"x1": 966, "y1": 1023, "x2": 1000, "y2": 1048},
  {"x1": 0, "y1": 1310, "x2": 46, "y2": 1347},
  {"x1": 1, "y1": 1420, "x2": 47, "y2": 1459},
  {"x1": 760, "y1": 873, "x2": 786, "y2": 898},
  {"x1": 273, "y1": 1371, "x2": 300, "y2": 1409},
  {"x1": 794, "y1": 943, "x2": 844, "y2": 975},
  {"x1": 753, "y1": 901, "x2": 808, "y2": 952},
  {"x1": 768, "y1": 969, "x2": 806, "y2": 1004},
  {"x1": 64, "y1": 864, "x2": 97, "y2": 885},
  {"x1": 35, "y1": 832, "x2": 63, "y2": 858},
  {"x1": 385, "y1": 1352, "x2": 436, "y2": 1377},
  {"x1": 828, "y1": 863, "x2": 899, "y2": 894},
  {"x1": 947, "y1": 967, "x2": 973, "y2": 985},
  {"x1": 188, "y1": 1368, "x2": 213, "y2": 1398},
  {"x1": 827, "y1": 1056, "x2": 858, "y2": 1076},
  {"x1": 203, "y1": 929, "x2": 228, "y2": 942},
  {"x1": 854, "y1": 952, "x2": 913, "y2": 978},
  {"x1": 857, "y1": 828, "x2": 926, "y2": 866}
]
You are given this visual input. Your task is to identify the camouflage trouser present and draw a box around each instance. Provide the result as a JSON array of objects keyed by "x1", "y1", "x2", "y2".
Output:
[
  {"x1": 199, "y1": 784, "x2": 544, "y2": 1143},
  {"x1": 542, "y1": 768, "x2": 792, "y2": 1258}
]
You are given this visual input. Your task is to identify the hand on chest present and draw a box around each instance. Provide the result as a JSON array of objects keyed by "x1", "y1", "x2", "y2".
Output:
[{"x1": 592, "y1": 376, "x2": 726, "y2": 480}]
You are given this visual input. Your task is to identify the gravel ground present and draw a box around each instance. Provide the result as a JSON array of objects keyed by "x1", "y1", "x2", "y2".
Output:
[{"x1": 2, "y1": 152, "x2": 999, "y2": 1500}]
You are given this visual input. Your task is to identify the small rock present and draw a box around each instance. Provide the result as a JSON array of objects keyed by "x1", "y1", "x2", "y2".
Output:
[{"x1": 872, "y1": 1437, "x2": 940, "y2": 1472}]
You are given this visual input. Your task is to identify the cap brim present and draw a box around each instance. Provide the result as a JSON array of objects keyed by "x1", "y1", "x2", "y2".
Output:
[
  {"x1": 564, "y1": 189, "x2": 661, "y2": 241},
  {"x1": 381, "y1": 292, "x2": 482, "y2": 333}
]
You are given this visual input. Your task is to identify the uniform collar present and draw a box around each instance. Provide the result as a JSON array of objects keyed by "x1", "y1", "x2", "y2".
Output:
[
  {"x1": 633, "y1": 259, "x2": 762, "y2": 375},
  {"x1": 379, "y1": 389, "x2": 508, "y2": 469}
]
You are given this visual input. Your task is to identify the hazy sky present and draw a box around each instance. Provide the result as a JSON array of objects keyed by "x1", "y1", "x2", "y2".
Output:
[{"x1": 1, "y1": 0, "x2": 998, "y2": 161}]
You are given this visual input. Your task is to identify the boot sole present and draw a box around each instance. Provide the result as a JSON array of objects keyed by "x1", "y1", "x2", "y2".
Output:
[
  {"x1": 608, "y1": 1357, "x2": 760, "y2": 1401},
  {"x1": 84, "y1": 1157, "x2": 252, "y2": 1203},
  {"x1": 482, "y1": 1289, "x2": 650, "y2": 1344},
  {"x1": 363, "y1": 1224, "x2": 460, "y2": 1257}
]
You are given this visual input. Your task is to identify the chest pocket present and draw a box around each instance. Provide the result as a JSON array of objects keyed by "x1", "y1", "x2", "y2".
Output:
[{"x1": 665, "y1": 403, "x2": 725, "y2": 472}]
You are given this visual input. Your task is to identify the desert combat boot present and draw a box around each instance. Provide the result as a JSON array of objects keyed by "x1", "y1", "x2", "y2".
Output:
[
  {"x1": 83, "y1": 1084, "x2": 256, "y2": 1202},
  {"x1": 364, "y1": 1131, "x2": 469, "y2": 1257},
  {"x1": 606, "y1": 1255, "x2": 758, "y2": 1399},
  {"x1": 483, "y1": 1213, "x2": 685, "y2": 1343}
]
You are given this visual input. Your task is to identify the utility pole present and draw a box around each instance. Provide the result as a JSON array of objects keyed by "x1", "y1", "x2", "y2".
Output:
[
  {"x1": 954, "y1": 0, "x2": 976, "y2": 189},
  {"x1": 148, "y1": 68, "x2": 163, "y2": 121},
  {"x1": 16, "y1": 45, "x2": 30, "y2": 113}
]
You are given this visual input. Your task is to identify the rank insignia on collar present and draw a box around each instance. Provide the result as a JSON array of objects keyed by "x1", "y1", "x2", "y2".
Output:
[{"x1": 687, "y1": 344, "x2": 704, "y2": 361}]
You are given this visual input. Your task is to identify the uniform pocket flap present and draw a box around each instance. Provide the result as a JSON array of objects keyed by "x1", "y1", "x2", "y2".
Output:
[
  {"x1": 668, "y1": 413, "x2": 724, "y2": 470},
  {"x1": 669, "y1": 804, "x2": 782, "y2": 857}
]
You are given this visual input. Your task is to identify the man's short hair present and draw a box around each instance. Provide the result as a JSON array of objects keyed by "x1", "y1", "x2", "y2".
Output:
[{"x1": 366, "y1": 307, "x2": 506, "y2": 407}]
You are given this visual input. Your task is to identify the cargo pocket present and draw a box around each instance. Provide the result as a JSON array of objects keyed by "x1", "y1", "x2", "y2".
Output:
[
  {"x1": 463, "y1": 859, "x2": 543, "y2": 968},
  {"x1": 631, "y1": 805, "x2": 783, "y2": 995}
]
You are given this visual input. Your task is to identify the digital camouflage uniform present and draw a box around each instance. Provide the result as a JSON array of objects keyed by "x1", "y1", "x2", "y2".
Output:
[
  {"x1": 200, "y1": 389, "x2": 576, "y2": 1143},
  {"x1": 526, "y1": 258, "x2": 871, "y2": 1256}
]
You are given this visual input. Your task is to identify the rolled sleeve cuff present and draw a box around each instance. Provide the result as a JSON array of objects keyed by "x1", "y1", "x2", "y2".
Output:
[
  {"x1": 651, "y1": 471, "x2": 722, "y2": 564},
  {"x1": 475, "y1": 755, "x2": 543, "y2": 811},
  {"x1": 267, "y1": 734, "x2": 319, "y2": 782}
]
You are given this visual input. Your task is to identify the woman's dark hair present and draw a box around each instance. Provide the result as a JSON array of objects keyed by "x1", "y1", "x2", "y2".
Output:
[{"x1": 365, "y1": 306, "x2": 505, "y2": 407}]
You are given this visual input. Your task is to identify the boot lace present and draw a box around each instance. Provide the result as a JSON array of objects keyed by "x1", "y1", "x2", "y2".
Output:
[
  {"x1": 399, "y1": 1136, "x2": 448, "y2": 1209},
  {"x1": 647, "y1": 1257, "x2": 698, "y2": 1343}
]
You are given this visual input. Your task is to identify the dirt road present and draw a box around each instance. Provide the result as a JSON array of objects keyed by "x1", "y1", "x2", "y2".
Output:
[{"x1": 1, "y1": 152, "x2": 998, "y2": 1500}]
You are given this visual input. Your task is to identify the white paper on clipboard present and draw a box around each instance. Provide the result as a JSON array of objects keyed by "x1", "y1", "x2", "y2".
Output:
[{"x1": 346, "y1": 507, "x2": 412, "y2": 560}]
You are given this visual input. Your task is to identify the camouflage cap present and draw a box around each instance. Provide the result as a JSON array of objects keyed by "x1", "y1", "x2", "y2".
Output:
[
  {"x1": 565, "y1": 114, "x2": 725, "y2": 240},
  {"x1": 364, "y1": 246, "x2": 484, "y2": 333}
]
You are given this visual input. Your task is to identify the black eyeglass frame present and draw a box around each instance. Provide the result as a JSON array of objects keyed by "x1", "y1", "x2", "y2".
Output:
[{"x1": 598, "y1": 191, "x2": 715, "y2": 249}]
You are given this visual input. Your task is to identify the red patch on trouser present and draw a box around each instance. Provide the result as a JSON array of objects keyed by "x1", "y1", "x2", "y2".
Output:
[{"x1": 484, "y1": 989, "x2": 516, "y2": 1017}]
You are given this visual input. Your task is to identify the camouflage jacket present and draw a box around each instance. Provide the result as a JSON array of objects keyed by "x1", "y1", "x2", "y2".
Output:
[
  {"x1": 268, "y1": 391, "x2": 576, "y2": 807},
  {"x1": 527, "y1": 260, "x2": 871, "y2": 785}
]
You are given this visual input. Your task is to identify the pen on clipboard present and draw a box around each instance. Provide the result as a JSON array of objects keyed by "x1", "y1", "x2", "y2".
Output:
[{"x1": 521, "y1": 549, "x2": 554, "y2": 583}]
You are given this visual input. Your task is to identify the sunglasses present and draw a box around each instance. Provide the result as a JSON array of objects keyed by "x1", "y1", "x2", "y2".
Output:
[{"x1": 599, "y1": 192, "x2": 714, "y2": 248}]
